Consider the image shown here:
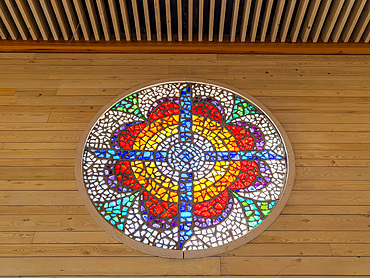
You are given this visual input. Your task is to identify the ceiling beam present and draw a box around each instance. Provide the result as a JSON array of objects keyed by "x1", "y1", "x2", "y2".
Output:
[{"x1": 0, "y1": 41, "x2": 368, "y2": 54}]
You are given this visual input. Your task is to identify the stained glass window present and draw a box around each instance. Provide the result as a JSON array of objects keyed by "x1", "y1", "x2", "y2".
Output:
[{"x1": 76, "y1": 80, "x2": 294, "y2": 258}]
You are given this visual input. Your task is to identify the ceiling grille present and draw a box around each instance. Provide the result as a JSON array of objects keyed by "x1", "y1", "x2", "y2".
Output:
[{"x1": 0, "y1": 0, "x2": 369, "y2": 43}]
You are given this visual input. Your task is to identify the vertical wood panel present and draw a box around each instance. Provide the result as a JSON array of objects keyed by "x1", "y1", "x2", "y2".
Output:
[
  {"x1": 188, "y1": 0, "x2": 193, "y2": 41},
  {"x1": 218, "y1": 0, "x2": 227, "y2": 42},
  {"x1": 15, "y1": 0, "x2": 39, "y2": 40},
  {"x1": 28, "y1": 0, "x2": 50, "y2": 40},
  {"x1": 96, "y1": 0, "x2": 110, "y2": 41},
  {"x1": 62, "y1": 0, "x2": 80, "y2": 41},
  {"x1": 108, "y1": 0, "x2": 121, "y2": 41},
  {"x1": 73, "y1": 0, "x2": 90, "y2": 40},
  {"x1": 0, "y1": 16, "x2": 7, "y2": 39},
  {"x1": 4, "y1": 0, "x2": 28, "y2": 40},
  {"x1": 0, "y1": 0, "x2": 18, "y2": 40},
  {"x1": 208, "y1": 0, "x2": 215, "y2": 41},
  {"x1": 280, "y1": 0, "x2": 296, "y2": 42},
  {"x1": 119, "y1": 0, "x2": 131, "y2": 41},
  {"x1": 154, "y1": 0, "x2": 161, "y2": 41},
  {"x1": 260, "y1": 0, "x2": 274, "y2": 42},
  {"x1": 40, "y1": 0, "x2": 60, "y2": 40},
  {"x1": 143, "y1": 0, "x2": 151, "y2": 41},
  {"x1": 301, "y1": 0, "x2": 321, "y2": 42},
  {"x1": 50, "y1": 0, "x2": 70, "y2": 40},
  {"x1": 290, "y1": 0, "x2": 309, "y2": 42},
  {"x1": 198, "y1": 0, "x2": 204, "y2": 41},
  {"x1": 165, "y1": 0, "x2": 172, "y2": 41},
  {"x1": 321, "y1": 0, "x2": 345, "y2": 42},
  {"x1": 270, "y1": 0, "x2": 286, "y2": 42},
  {"x1": 250, "y1": 0, "x2": 263, "y2": 42},
  {"x1": 131, "y1": 0, "x2": 141, "y2": 41},
  {"x1": 331, "y1": 0, "x2": 355, "y2": 42},
  {"x1": 311, "y1": 0, "x2": 332, "y2": 42},
  {"x1": 86, "y1": 0, "x2": 100, "y2": 41},
  {"x1": 341, "y1": 0, "x2": 367, "y2": 42},
  {"x1": 352, "y1": 1, "x2": 370, "y2": 42},
  {"x1": 364, "y1": 21, "x2": 370, "y2": 42}
]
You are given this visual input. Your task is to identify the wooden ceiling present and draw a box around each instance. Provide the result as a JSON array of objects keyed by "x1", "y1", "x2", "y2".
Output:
[{"x1": 0, "y1": 0, "x2": 369, "y2": 53}]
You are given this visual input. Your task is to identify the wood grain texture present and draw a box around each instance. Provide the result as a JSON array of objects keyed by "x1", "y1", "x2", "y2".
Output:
[{"x1": 0, "y1": 53, "x2": 369, "y2": 276}]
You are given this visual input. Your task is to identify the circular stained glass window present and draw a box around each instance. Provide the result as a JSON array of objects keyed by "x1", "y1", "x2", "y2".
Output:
[{"x1": 76, "y1": 79, "x2": 295, "y2": 258}]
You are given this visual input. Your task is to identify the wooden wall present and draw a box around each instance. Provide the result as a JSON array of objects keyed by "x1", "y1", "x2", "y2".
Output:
[{"x1": 0, "y1": 53, "x2": 369, "y2": 277}]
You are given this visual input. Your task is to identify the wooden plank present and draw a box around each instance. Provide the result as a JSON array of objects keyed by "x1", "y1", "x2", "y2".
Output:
[
  {"x1": 165, "y1": 0, "x2": 172, "y2": 41},
  {"x1": 230, "y1": 0, "x2": 240, "y2": 42},
  {"x1": 269, "y1": 215, "x2": 370, "y2": 231},
  {"x1": 107, "y1": 0, "x2": 121, "y2": 41},
  {"x1": 39, "y1": 0, "x2": 60, "y2": 40},
  {"x1": 342, "y1": 0, "x2": 367, "y2": 42},
  {"x1": 280, "y1": 0, "x2": 297, "y2": 42},
  {"x1": 0, "y1": 243, "x2": 333, "y2": 257},
  {"x1": 50, "y1": 0, "x2": 70, "y2": 40},
  {"x1": 143, "y1": 0, "x2": 151, "y2": 41},
  {"x1": 0, "y1": 191, "x2": 82, "y2": 205},
  {"x1": 119, "y1": 0, "x2": 131, "y2": 41},
  {"x1": 301, "y1": 0, "x2": 321, "y2": 42},
  {"x1": 2, "y1": 142, "x2": 77, "y2": 150},
  {"x1": 0, "y1": 167, "x2": 75, "y2": 179},
  {"x1": 0, "y1": 205, "x2": 87, "y2": 215},
  {"x1": 260, "y1": 0, "x2": 274, "y2": 42},
  {"x1": 0, "y1": 244, "x2": 145, "y2": 257},
  {"x1": 62, "y1": 0, "x2": 80, "y2": 41},
  {"x1": 154, "y1": 0, "x2": 161, "y2": 41},
  {"x1": 287, "y1": 191, "x2": 370, "y2": 206},
  {"x1": 0, "y1": 149, "x2": 76, "y2": 159},
  {"x1": 4, "y1": 0, "x2": 28, "y2": 40},
  {"x1": 73, "y1": 0, "x2": 90, "y2": 40},
  {"x1": 131, "y1": 0, "x2": 141, "y2": 41},
  {"x1": 0, "y1": 214, "x2": 99, "y2": 231},
  {"x1": 0, "y1": 112, "x2": 49, "y2": 123},
  {"x1": 198, "y1": 0, "x2": 204, "y2": 41},
  {"x1": 0, "y1": 158, "x2": 75, "y2": 167},
  {"x1": 332, "y1": 0, "x2": 356, "y2": 42},
  {"x1": 270, "y1": 0, "x2": 286, "y2": 42},
  {"x1": 218, "y1": 0, "x2": 227, "y2": 42},
  {"x1": 0, "y1": 131, "x2": 82, "y2": 142},
  {"x1": 321, "y1": 0, "x2": 345, "y2": 42},
  {"x1": 208, "y1": 0, "x2": 215, "y2": 41},
  {"x1": 250, "y1": 0, "x2": 262, "y2": 42},
  {"x1": 221, "y1": 257, "x2": 370, "y2": 276},
  {"x1": 176, "y1": 0, "x2": 182, "y2": 41},
  {"x1": 86, "y1": 0, "x2": 100, "y2": 41},
  {"x1": 0, "y1": 180, "x2": 77, "y2": 191},
  {"x1": 0, "y1": 257, "x2": 220, "y2": 276},
  {"x1": 241, "y1": 231, "x2": 370, "y2": 244},
  {"x1": 222, "y1": 243, "x2": 332, "y2": 257},
  {"x1": 290, "y1": 0, "x2": 309, "y2": 42},
  {"x1": 0, "y1": 40, "x2": 369, "y2": 54},
  {"x1": 0, "y1": 0, "x2": 19, "y2": 40},
  {"x1": 188, "y1": 0, "x2": 193, "y2": 41},
  {"x1": 352, "y1": 0, "x2": 370, "y2": 42},
  {"x1": 283, "y1": 205, "x2": 370, "y2": 215},
  {"x1": 0, "y1": 123, "x2": 85, "y2": 131},
  {"x1": 33, "y1": 231, "x2": 117, "y2": 244},
  {"x1": 330, "y1": 244, "x2": 370, "y2": 256},
  {"x1": 295, "y1": 166, "x2": 370, "y2": 180},
  {"x1": 96, "y1": 0, "x2": 110, "y2": 41},
  {"x1": 15, "y1": 0, "x2": 39, "y2": 40},
  {"x1": 27, "y1": 0, "x2": 49, "y2": 40},
  {"x1": 0, "y1": 232, "x2": 34, "y2": 243}
]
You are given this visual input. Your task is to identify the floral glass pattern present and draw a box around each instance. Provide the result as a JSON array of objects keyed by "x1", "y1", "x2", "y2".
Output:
[{"x1": 79, "y1": 81, "x2": 292, "y2": 257}]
